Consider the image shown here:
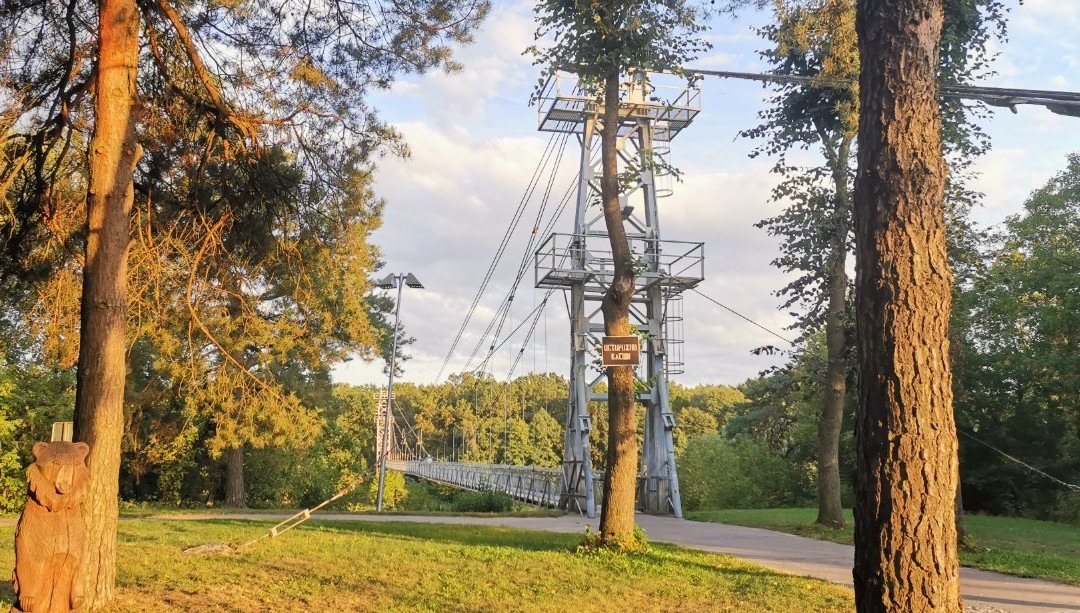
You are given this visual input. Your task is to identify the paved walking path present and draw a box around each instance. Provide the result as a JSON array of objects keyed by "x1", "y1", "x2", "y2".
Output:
[{"x1": 167, "y1": 511, "x2": 1080, "y2": 613}]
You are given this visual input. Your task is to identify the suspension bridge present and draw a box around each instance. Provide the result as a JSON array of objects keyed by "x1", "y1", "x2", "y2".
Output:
[
  {"x1": 375, "y1": 68, "x2": 1080, "y2": 520},
  {"x1": 375, "y1": 69, "x2": 707, "y2": 519}
]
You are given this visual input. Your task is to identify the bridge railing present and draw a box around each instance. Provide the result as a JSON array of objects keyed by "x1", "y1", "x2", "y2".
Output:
[{"x1": 386, "y1": 460, "x2": 562, "y2": 508}]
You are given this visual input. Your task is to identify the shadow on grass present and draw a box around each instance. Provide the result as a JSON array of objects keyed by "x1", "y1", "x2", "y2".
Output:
[
  {"x1": 145, "y1": 518, "x2": 580, "y2": 554},
  {"x1": 299, "y1": 521, "x2": 809, "y2": 587},
  {"x1": 0, "y1": 580, "x2": 13, "y2": 606},
  {"x1": 124, "y1": 518, "x2": 840, "y2": 589},
  {"x1": 637, "y1": 546, "x2": 806, "y2": 583},
  {"x1": 299, "y1": 520, "x2": 580, "y2": 553}
]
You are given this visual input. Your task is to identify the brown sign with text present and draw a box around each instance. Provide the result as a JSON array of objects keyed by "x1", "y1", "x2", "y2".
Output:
[{"x1": 602, "y1": 336, "x2": 641, "y2": 367}]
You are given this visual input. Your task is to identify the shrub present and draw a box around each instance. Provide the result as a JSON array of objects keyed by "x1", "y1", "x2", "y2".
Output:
[
  {"x1": 678, "y1": 434, "x2": 813, "y2": 511},
  {"x1": 1050, "y1": 491, "x2": 1080, "y2": 525},
  {"x1": 577, "y1": 524, "x2": 649, "y2": 554},
  {"x1": 367, "y1": 471, "x2": 408, "y2": 510},
  {"x1": 451, "y1": 489, "x2": 513, "y2": 513},
  {"x1": 397, "y1": 480, "x2": 454, "y2": 512}
]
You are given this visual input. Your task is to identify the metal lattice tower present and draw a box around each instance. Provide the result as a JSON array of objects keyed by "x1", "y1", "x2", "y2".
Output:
[{"x1": 534, "y1": 70, "x2": 705, "y2": 518}]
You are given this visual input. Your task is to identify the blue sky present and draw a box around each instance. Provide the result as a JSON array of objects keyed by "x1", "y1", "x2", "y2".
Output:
[{"x1": 333, "y1": 0, "x2": 1079, "y2": 388}]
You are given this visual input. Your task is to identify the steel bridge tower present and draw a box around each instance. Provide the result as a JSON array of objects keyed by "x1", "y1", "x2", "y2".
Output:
[{"x1": 534, "y1": 71, "x2": 705, "y2": 518}]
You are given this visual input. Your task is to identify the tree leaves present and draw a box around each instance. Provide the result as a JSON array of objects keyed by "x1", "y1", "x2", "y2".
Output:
[{"x1": 956, "y1": 153, "x2": 1080, "y2": 518}]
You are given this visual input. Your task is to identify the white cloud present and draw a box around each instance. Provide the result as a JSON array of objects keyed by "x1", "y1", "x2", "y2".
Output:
[
  {"x1": 1014, "y1": 0, "x2": 1080, "y2": 35},
  {"x1": 336, "y1": 1, "x2": 1077, "y2": 390},
  {"x1": 696, "y1": 51, "x2": 741, "y2": 68},
  {"x1": 393, "y1": 2, "x2": 537, "y2": 124}
]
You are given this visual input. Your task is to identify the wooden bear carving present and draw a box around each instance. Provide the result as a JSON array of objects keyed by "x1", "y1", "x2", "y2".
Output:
[{"x1": 13, "y1": 442, "x2": 90, "y2": 613}]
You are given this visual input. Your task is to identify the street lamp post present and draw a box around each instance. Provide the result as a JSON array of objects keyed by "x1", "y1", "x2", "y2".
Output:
[{"x1": 375, "y1": 272, "x2": 423, "y2": 512}]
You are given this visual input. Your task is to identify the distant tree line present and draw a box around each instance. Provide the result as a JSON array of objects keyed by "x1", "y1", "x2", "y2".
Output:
[{"x1": 0, "y1": 356, "x2": 749, "y2": 510}]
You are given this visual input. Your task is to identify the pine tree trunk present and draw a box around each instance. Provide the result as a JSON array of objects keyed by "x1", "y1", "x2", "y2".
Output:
[
  {"x1": 597, "y1": 69, "x2": 637, "y2": 544},
  {"x1": 818, "y1": 136, "x2": 852, "y2": 529},
  {"x1": 73, "y1": 0, "x2": 141, "y2": 608},
  {"x1": 852, "y1": 0, "x2": 961, "y2": 610},
  {"x1": 225, "y1": 445, "x2": 246, "y2": 508}
]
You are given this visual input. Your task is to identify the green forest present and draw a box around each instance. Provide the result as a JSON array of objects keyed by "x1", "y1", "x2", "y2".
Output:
[
  {"x1": 4, "y1": 145, "x2": 1078, "y2": 524},
  {"x1": 2, "y1": 155, "x2": 1078, "y2": 517}
]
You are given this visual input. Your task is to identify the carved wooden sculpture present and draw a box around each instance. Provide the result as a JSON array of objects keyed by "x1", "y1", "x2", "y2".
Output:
[{"x1": 13, "y1": 442, "x2": 90, "y2": 613}]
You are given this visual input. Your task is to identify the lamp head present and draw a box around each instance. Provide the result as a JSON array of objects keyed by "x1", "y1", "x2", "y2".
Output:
[
  {"x1": 376, "y1": 274, "x2": 397, "y2": 289},
  {"x1": 404, "y1": 273, "x2": 424, "y2": 289}
]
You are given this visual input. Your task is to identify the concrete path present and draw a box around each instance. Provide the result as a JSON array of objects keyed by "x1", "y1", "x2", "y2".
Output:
[{"x1": 166, "y1": 511, "x2": 1080, "y2": 613}]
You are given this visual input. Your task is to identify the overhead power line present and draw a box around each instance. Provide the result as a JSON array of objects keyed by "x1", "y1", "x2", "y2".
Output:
[{"x1": 687, "y1": 68, "x2": 1080, "y2": 118}]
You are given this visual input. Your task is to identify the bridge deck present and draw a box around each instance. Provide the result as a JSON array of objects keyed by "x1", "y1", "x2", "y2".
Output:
[{"x1": 387, "y1": 460, "x2": 563, "y2": 508}]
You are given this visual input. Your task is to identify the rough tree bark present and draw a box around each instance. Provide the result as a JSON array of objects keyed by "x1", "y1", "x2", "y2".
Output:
[
  {"x1": 222, "y1": 303, "x2": 248, "y2": 509},
  {"x1": 224, "y1": 445, "x2": 246, "y2": 508},
  {"x1": 73, "y1": 0, "x2": 142, "y2": 608},
  {"x1": 597, "y1": 69, "x2": 638, "y2": 544},
  {"x1": 818, "y1": 134, "x2": 853, "y2": 529},
  {"x1": 852, "y1": 0, "x2": 961, "y2": 611},
  {"x1": 955, "y1": 477, "x2": 969, "y2": 547}
]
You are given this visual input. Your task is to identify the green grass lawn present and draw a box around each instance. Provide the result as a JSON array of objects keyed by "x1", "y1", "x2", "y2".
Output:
[
  {"x1": 116, "y1": 504, "x2": 563, "y2": 520},
  {"x1": 115, "y1": 479, "x2": 563, "y2": 519},
  {"x1": 0, "y1": 519, "x2": 853, "y2": 611},
  {"x1": 117, "y1": 503, "x2": 292, "y2": 517},
  {"x1": 687, "y1": 507, "x2": 1080, "y2": 587}
]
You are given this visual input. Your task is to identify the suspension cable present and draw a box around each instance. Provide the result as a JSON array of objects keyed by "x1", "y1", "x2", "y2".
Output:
[
  {"x1": 468, "y1": 296, "x2": 552, "y2": 376},
  {"x1": 506, "y1": 290, "x2": 554, "y2": 381},
  {"x1": 474, "y1": 168, "x2": 577, "y2": 370},
  {"x1": 464, "y1": 135, "x2": 571, "y2": 372},
  {"x1": 687, "y1": 68, "x2": 1080, "y2": 117},
  {"x1": 434, "y1": 133, "x2": 561, "y2": 382}
]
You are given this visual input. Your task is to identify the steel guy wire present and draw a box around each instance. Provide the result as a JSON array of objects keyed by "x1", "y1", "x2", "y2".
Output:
[
  {"x1": 688, "y1": 286, "x2": 796, "y2": 346},
  {"x1": 958, "y1": 428, "x2": 1080, "y2": 493}
]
